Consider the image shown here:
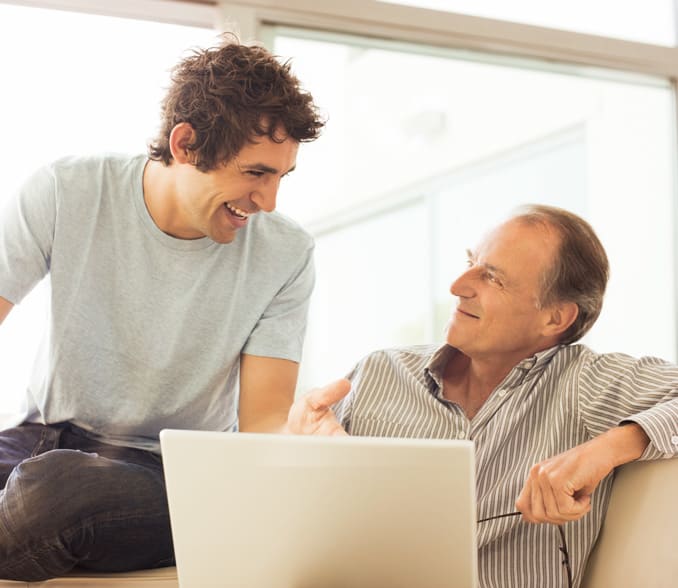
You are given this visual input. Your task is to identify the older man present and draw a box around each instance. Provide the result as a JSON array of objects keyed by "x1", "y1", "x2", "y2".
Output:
[{"x1": 287, "y1": 204, "x2": 678, "y2": 588}]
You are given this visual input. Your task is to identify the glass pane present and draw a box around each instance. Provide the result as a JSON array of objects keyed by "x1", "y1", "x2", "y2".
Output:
[
  {"x1": 271, "y1": 30, "x2": 677, "y2": 392},
  {"x1": 299, "y1": 204, "x2": 430, "y2": 389},
  {"x1": 379, "y1": 0, "x2": 677, "y2": 46},
  {"x1": 0, "y1": 4, "x2": 216, "y2": 415},
  {"x1": 431, "y1": 129, "x2": 587, "y2": 333}
]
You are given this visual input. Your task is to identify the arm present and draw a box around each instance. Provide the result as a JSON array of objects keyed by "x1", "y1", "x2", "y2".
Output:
[
  {"x1": 238, "y1": 353, "x2": 300, "y2": 433},
  {"x1": 517, "y1": 351, "x2": 678, "y2": 524},
  {"x1": 238, "y1": 356, "x2": 351, "y2": 434},
  {"x1": 237, "y1": 244, "x2": 316, "y2": 434},
  {"x1": 516, "y1": 422, "x2": 650, "y2": 524},
  {"x1": 0, "y1": 165, "x2": 55, "y2": 306},
  {"x1": 0, "y1": 297, "x2": 13, "y2": 325}
]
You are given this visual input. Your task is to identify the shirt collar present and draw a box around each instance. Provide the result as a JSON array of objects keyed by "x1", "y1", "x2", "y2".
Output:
[
  {"x1": 424, "y1": 344, "x2": 458, "y2": 391},
  {"x1": 504, "y1": 344, "x2": 562, "y2": 388},
  {"x1": 424, "y1": 343, "x2": 563, "y2": 391}
]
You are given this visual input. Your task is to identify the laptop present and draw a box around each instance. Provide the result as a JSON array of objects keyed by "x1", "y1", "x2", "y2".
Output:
[{"x1": 160, "y1": 429, "x2": 478, "y2": 588}]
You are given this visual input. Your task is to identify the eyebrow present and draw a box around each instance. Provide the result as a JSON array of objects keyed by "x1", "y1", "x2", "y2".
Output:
[
  {"x1": 242, "y1": 163, "x2": 296, "y2": 175},
  {"x1": 466, "y1": 249, "x2": 509, "y2": 280}
]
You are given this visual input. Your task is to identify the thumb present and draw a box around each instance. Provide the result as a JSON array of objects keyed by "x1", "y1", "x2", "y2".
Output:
[{"x1": 307, "y1": 379, "x2": 351, "y2": 410}]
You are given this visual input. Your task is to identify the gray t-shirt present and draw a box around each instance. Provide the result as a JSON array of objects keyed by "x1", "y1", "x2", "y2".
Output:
[{"x1": 0, "y1": 154, "x2": 314, "y2": 451}]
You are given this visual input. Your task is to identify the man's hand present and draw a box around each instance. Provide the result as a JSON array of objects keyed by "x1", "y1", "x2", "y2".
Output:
[
  {"x1": 516, "y1": 423, "x2": 650, "y2": 524},
  {"x1": 284, "y1": 379, "x2": 351, "y2": 436}
]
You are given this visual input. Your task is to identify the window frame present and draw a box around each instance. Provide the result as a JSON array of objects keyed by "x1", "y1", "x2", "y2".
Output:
[
  {"x1": 0, "y1": 0, "x2": 216, "y2": 27},
  {"x1": 215, "y1": 0, "x2": 678, "y2": 78}
]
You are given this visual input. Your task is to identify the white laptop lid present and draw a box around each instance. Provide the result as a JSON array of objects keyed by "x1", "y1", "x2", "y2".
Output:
[{"x1": 160, "y1": 430, "x2": 478, "y2": 588}]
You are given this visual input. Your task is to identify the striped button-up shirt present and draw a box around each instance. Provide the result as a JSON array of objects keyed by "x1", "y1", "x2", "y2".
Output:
[{"x1": 334, "y1": 343, "x2": 678, "y2": 588}]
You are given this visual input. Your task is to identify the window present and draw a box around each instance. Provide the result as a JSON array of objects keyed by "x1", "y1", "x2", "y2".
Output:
[
  {"x1": 0, "y1": 2, "x2": 216, "y2": 415},
  {"x1": 269, "y1": 29, "x2": 677, "y2": 390},
  {"x1": 2, "y1": 1, "x2": 677, "y2": 410},
  {"x1": 379, "y1": 0, "x2": 677, "y2": 46}
]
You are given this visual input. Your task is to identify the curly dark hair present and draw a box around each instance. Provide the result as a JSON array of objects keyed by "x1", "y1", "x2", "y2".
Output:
[{"x1": 148, "y1": 35, "x2": 324, "y2": 171}]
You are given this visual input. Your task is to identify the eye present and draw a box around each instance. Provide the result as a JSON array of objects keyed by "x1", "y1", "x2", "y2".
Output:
[
  {"x1": 245, "y1": 170, "x2": 264, "y2": 178},
  {"x1": 485, "y1": 272, "x2": 503, "y2": 287}
]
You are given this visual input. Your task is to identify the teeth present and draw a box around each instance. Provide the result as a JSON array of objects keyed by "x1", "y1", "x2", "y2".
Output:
[{"x1": 226, "y1": 203, "x2": 249, "y2": 218}]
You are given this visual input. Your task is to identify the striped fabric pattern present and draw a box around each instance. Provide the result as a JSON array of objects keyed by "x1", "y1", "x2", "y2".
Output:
[{"x1": 334, "y1": 343, "x2": 678, "y2": 588}]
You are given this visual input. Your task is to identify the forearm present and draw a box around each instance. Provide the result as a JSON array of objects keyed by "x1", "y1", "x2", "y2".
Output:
[
  {"x1": 238, "y1": 354, "x2": 298, "y2": 434},
  {"x1": 590, "y1": 422, "x2": 650, "y2": 468},
  {"x1": 239, "y1": 411, "x2": 289, "y2": 433},
  {"x1": 621, "y1": 399, "x2": 678, "y2": 458}
]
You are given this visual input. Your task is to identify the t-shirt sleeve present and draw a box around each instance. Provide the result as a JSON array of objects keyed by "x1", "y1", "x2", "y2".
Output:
[
  {"x1": 0, "y1": 165, "x2": 56, "y2": 304},
  {"x1": 241, "y1": 245, "x2": 315, "y2": 362}
]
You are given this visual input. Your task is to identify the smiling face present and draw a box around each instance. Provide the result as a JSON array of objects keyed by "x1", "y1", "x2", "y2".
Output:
[
  {"x1": 162, "y1": 124, "x2": 299, "y2": 244},
  {"x1": 445, "y1": 218, "x2": 564, "y2": 365}
]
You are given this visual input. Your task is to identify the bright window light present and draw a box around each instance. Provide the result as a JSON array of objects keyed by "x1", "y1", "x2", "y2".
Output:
[
  {"x1": 271, "y1": 30, "x2": 677, "y2": 392},
  {"x1": 379, "y1": 0, "x2": 677, "y2": 46}
]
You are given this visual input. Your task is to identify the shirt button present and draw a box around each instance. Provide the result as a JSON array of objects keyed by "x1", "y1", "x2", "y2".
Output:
[
  {"x1": 671, "y1": 435, "x2": 678, "y2": 446},
  {"x1": 457, "y1": 431, "x2": 466, "y2": 440},
  {"x1": 497, "y1": 389, "x2": 508, "y2": 397}
]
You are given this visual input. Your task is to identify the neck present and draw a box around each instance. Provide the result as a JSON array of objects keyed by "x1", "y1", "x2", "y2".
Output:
[
  {"x1": 441, "y1": 352, "x2": 518, "y2": 419},
  {"x1": 445, "y1": 352, "x2": 512, "y2": 392},
  {"x1": 142, "y1": 159, "x2": 184, "y2": 237}
]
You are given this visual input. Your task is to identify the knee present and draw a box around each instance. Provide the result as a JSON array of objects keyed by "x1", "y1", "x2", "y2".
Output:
[
  {"x1": 2, "y1": 451, "x2": 98, "y2": 531},
  {"x1": 2, "y1": 449, "x2": 166, "y2": 533},
  {"x1": 0, "y1": 450, "x2": 172, "y2": 577}
]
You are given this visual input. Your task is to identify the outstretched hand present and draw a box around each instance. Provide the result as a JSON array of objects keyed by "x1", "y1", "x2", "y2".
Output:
[{"x1": 284, "y1": 379, "x2": 351, "y2": 436}]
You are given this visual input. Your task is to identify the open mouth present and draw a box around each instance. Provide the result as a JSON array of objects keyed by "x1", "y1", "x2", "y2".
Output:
[{"x1": 224, "y1": 202, "x2": 251, "y2": 220}]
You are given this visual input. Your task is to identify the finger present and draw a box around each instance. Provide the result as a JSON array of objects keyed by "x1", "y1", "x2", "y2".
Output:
[
  {"x1": 560, "y1": 491, "x2": 592, "y2": 521},
  {"x1": 306, "y1": 379, "x2": 351, "y2": 411},
  {"x1": 529, "y1": 474, "x2": 547, "y2": 524},
  {"x1": 516, "y1": 479, "x2": 535, "y2": 522},
  {"x1": 537, "y1": 468, "x2": 568, "y2": 524}
]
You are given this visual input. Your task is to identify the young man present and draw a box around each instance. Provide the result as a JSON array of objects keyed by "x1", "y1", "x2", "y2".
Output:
[
  {"x1": 287, "y1": 204, "x2": 678, "y2": 588},
  {"x1": 0, "y1": 38, "x2": 324, "y2": 580}
]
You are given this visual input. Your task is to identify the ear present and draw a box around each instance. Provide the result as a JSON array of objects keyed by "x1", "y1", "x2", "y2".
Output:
[
  {"x1": 168, "y1": 122, "x2": 196, "y2": 164},
  {"x1": 542, "y1": 301, "x2": 579, "y2": 339}
]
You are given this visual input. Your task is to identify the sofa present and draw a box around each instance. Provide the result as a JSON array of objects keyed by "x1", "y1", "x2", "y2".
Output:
[{"x1": 1, "y1": 457, "x2": 676, "y2": 587}]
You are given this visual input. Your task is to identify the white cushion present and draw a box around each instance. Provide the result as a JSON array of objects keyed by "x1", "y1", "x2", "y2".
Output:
[{"x1": 582, "y1": 458, "x2": 678, "y2": 588}]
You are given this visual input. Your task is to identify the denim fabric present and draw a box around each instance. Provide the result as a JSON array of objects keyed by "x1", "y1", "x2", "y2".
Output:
[{"x1": 0, "y1": 422, "x2": 174, "y2": 581}]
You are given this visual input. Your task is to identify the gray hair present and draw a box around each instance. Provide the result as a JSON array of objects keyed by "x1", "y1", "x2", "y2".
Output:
[{"x1": 512, "y1": 204, "x2": 609, "y2": 345}]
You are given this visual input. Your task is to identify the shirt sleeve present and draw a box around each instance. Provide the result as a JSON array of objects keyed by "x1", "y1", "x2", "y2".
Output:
[
  {"x1": 241, "y1": 245, "x2": 315, "y2": 363},
  {"x1": 331, "y1": 361, "x2": 361, "y2": 432},
  {"x1": 577, "y1": 351, "x2": 678, "y2": 459},
  {"x1": 0, "y1": 165, "x2": 56, "y2": 304}
]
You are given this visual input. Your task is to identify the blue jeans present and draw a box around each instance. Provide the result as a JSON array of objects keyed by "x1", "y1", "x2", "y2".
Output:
[{"x1": 0, "y1": 422, "x2": 174, "y2": 581}]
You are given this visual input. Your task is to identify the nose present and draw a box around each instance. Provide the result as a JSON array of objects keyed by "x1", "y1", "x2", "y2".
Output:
[
  {"x1": 251, "y1": 177, "x2": 280, "y2": 213},
  {"x1": 449, "y1": 267, "x2": 476, "y2": 299}
]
